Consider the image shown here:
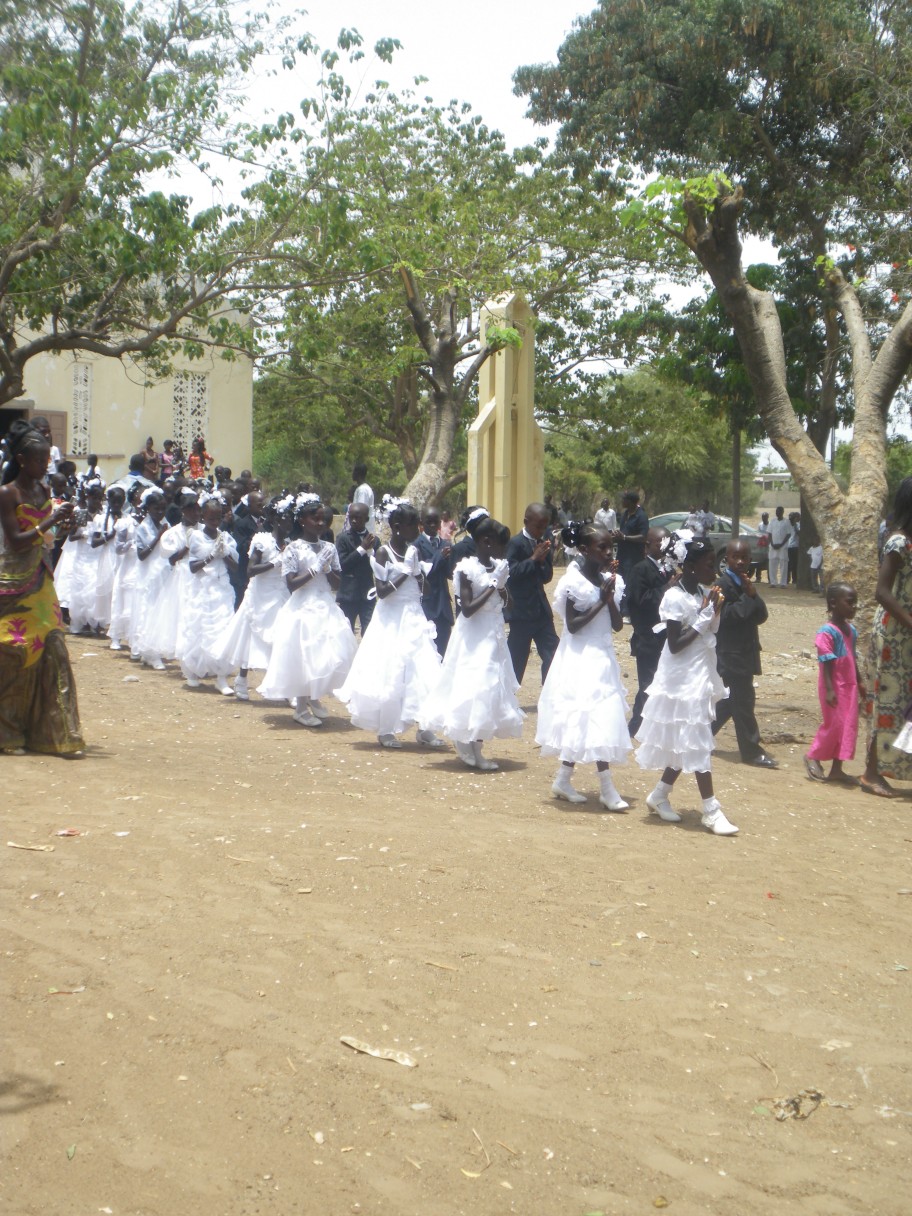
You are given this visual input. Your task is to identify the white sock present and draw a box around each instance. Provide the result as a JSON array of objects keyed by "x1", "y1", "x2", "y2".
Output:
[
  {"x1": 654, "y1": 779, "x2": 674, "y2": 797},
  {"x1": 702, "y1": 796, "x2": 721, "y2": 815}
]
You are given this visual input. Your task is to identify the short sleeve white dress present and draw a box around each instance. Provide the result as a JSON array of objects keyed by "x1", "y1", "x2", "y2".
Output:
[
  {"x1": 217, "y1": 531, "x2": 290, "y2": 671},
  {"x1": 536, "y1": 564, "x2": 631, "y2": 765},
  {"x1": 421, "y1": 556, "x2": 524, "y2": 744},
  {"x1": 634, "y1": 583, "x2": 728, "y2": 773},
  {"x1": 258, "y1": 539, "x2": 356, "y2": 701},
  {"x1": 334, "y1": 544, "x2": 442, "y2": 735},
  {"x1": 129, "y1": 517, "x2": 170, "y2": 662},
  {"x1": 144, "y1": 521, "x2": 196, "y2": 660},
  {"x1": 108, "y1": 513, "x2": 138, "y2": 644},
  {"x1": 177, "y1": 528, "x2": 239, "y2": 680}
]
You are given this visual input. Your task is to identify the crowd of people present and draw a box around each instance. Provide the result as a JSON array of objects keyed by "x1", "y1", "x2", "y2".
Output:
[{"x1": 3, "y1": 426, "x2": 911, "y2": 818}]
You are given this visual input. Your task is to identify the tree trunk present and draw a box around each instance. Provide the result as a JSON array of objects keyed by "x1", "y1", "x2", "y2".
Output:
[
  {"x1": 731, "y1": 425, "x2": 741, "y2": 535},
  {"x1": 402, "y1": 386, "x2": 461, "y2": 506}
]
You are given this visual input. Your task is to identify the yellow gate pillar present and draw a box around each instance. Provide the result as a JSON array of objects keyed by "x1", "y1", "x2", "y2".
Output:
[{"x1": 466, "y1": 294, "x2": 544, "y2": 534}]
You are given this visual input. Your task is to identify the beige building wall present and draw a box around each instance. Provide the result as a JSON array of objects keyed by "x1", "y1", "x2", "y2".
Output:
[{"x1": 14, "y1": 339, "x2": 253, "y2": 481}]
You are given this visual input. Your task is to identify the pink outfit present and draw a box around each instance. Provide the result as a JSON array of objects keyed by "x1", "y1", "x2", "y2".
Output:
[{"x1": 807, "y1": 622, "x2": 859, "y2": 761}]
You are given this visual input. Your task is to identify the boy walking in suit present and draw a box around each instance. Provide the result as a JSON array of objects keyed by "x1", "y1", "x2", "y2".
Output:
[{"x1": 505, "y1": 502, "x2": 559, "y2": 684}]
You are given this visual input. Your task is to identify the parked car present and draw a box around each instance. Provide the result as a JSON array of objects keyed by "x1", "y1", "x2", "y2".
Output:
[{"x1": 647, "y1": 512, "x2": 767, "y2": 575}]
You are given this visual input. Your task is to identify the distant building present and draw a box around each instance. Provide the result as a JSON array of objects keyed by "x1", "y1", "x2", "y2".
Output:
[{"x1": 1, "y1": 337, "x2": 253, "y2": 478}]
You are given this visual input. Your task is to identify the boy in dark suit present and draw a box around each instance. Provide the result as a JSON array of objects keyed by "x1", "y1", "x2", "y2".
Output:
[
  {"x1": 335, "y1": 502, "x2": 378, "y2": 634},
  {"x1": 505, "y1": 502, "x2": 559, "y2": 684},
  {"x1": 712, "y1": 538, "x2": 777, "y2": 767},
  {"x1": 625, "y1": 526, "x2": 672, "y2": 736}
]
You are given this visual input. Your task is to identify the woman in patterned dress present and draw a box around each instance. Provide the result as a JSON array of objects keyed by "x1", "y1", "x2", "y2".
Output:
[{"x1": 0, "y1": 422, "x2": 84, "y2": 755}]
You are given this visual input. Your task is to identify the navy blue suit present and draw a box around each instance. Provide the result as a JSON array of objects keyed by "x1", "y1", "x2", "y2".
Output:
[
  {"x1": 505, "y1": 531, "x2": 559, "y2": 684},
  {"x1": 415, "y1": 531, "x2": 454, "y2": 656}
]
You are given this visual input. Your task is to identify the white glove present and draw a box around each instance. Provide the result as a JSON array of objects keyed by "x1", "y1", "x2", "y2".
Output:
[
  {"x1": 691, "y1": 603, "x2": 717, "y2": 635},
  {"x1": 490, "y1": 558, "x2": 509, "y2": 590}
]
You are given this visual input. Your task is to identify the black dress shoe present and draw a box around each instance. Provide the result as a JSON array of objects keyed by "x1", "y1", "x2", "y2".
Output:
[{"x1": 745, "y1": 753, "x2": 778, "y2": 768}]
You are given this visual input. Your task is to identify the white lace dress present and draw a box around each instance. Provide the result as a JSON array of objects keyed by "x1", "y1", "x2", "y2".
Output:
[
  {"x1": 634, "y1": 583, "x2": 728, "y2": 774},
  {"x1": 108, "y1": 514, "x2": 138, "y2": 644},
  {"x1": 176, "y1": 529, "x2": 239, "y2": 679},
  {"x1": 335, "y1": 545, "x2": 442, "y2": 735},
  {"x1": 144, "y1": 522, "x2": 196, "y2": 659},
  {"x1": 130, "y1": 518, "x2": 171, "y2": 661},
  {"x1": 422, "y1": 556, "x2": 524, "y2": 743},
  {"x1": 258, "y1": 540, "x2": 356, "y2": 701},
  {"x1": 536, "y1": 564, "x2": 631, "y2": 764},
  {"x1": 217, "y1": 532, "x2": 290, "y2": 670}
]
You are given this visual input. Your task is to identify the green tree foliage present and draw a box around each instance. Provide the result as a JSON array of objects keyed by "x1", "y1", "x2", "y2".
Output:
[
  {"x1": 248, "y1": 64, "x2": 640, "y2": 505},
  {"x1": 515, "y1": 0, "x2": 912, "y2": 599},
  {"x1": 542, "y1": 366, "x2": 759, "y2": 517},
  {"x1": 0, "y1": 0, "x2": 303, "y2": 403}
]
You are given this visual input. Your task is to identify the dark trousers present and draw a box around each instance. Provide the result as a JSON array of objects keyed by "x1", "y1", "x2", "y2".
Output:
[
  {"x1": 628, "y1": 642, "x2": 663, "y2": 737},
  {"x1": 712, "y1": 667, "x2": 762, "y2": 760},
  {"x1": 339, "y1": 597, "x2": 374, "y2": 636},
  {"x1": 427, "y1": 614, "x2": 451, "y2": 658},
  {"x1": 507, "y1": 616, "x2": 559, "y2": 684},
  {"x1": 787, "y1": 548, "x2": 798, "y2": 585}
]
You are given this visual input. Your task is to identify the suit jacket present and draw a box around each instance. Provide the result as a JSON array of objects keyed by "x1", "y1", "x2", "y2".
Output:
[
  {"x1": 335, "y1": 528, "x2": 379, "y2": 603},
  {"x1": 625, "y1": 556, "x2": 669, "y2": 655},
  {"x1": 505, "y1": 532, "x2": 553, "y2": 623},
  {"x1": 716, "y1": 570, "x2": 768, "y2": 676},
  {"x1": 414, "y1": 532, "x2": 454, "y2": 623}
]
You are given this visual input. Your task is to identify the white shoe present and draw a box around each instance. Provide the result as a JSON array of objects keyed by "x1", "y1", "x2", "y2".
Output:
[
  {"x1": 646, "y1": 789, "x2": 681, "y2": 822},
  {"x1": 416, "y1": 729, "x2": 446, "y2": 749},
  {"x1": 149, "y1": 658, "x2": 165, "y2": 671},
  {"x1": 599, "y1": 789, "x2": 630, "y2": 812},
  {"x1": 109, "y1": 640, "x2": 122, "y2": 651},
  {"x1": 185, "y1": 675, "x2": 201, "y2": 688},
  {"x1": 701, "y1": 804, "x2": 739, "y2": 836},
  {"x1": 293, "y1": 708, "x2": 322, "y2": 727},
  {"x1": 455, "y1": 741, "x2": 477, "y2": 768},
  {"x1": 215, "y1": 675, "x2": 234, "y2": 696},
  {"x1": 552, "y1": 774, "x2": 587, "y2": 804},
  {"x1": 308, "y1": 699, "x2": 329, "y2": 719},
  {"x1": 473, "y1": 742, "x2": 499, "y2": 771},
  {"x1": 379, "y1": 733, "x2": 403, "y2": 749},
  {"x1": 233, "y1": 675, "x2": 249, "y2": 701},
  {"x1": 129, "y1": 651, "x2": 141, "y2": 661}
]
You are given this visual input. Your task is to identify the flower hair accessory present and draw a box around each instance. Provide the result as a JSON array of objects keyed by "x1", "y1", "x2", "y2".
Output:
[
  {"x1": 377, "y1": 493, "x2": 410, "y2": 523},
  {"x1": 661, "y1": 528, "x2": 695, "y2": 568},
  {"x1": 140, "y1": 486, "x2": 162, "y2": 506},
  {"x1": 466, "y1": 506, "x2": 489, "y2": 525},
  {"x1": 294, "y1": 491, "x2": 322, "y2": 511},
  {"x1": 198, "y1": 489, "x2": 226, "y2": 509},
  {"x1": 273, "y1": 493, "x2": 296, "y2": 516}
]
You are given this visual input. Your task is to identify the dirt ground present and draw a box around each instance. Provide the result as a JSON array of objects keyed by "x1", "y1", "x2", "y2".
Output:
[{"x1": 4, "y1": 585, "x2": 911, "y2": 1216}]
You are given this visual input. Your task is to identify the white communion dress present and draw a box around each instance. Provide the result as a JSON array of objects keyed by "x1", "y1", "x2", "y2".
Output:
[
  {"x1": 67, "y1": 517, "x2": 105, "y2": 632},
  {"x1": 91, "y1": 510, "x2": 119, "y2": 628},
  {"x1": 144, "y1": 521, "x2": 196, "y2": 660},
  {"x1": 108, "y1": 513, "x2": 138, "y2": 645},
  {"x1": 335, "y1": 544, "x2": 442, "y2": 735},
  {"x1": 536, "y1": 564, "x2": 631, "y2": 765},
  {"x1": 177, "y1": 528, "x2": 239, "y2": 680},
  {"x1": 217, "y1": 532, "x2": 290, "y2": 671},
  {"x1": 635, "y1": 582, "x2": 728, "y2": 774},
  {"x1": 258, "y1": 540, "x2": 356, "y2": 701},
  {"x1": 129, "y1": 518, "x2": 171, "y2": 662},
  {"x1": 422, "y1": 556, "x2": 524, "y2": 744}
]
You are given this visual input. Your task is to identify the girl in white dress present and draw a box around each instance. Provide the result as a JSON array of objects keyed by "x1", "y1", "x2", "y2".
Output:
[
  {"x1": 258, "y1": 493, "x2": 356, "y2": 726},
  {"x1": 177, "y1": 493, "x2": 238, "y2": 693},
  {"x1": 635, "y1": 534, "x2": 738, "y2": 836},
  {"x1": 67, "y1": 482, "x2": 106, "y2": 634},
  {"x1": 130, "y1": 490, "x2": 170, "y2": 667},
  {"x1": 107, "y1": 484, "x2": 143, "y2": 651},
  {"x1": 335, "y1": 500, "x2": 444, "y2": 749},
  {"x1": 218, "y1": 494, "x2": 293, "y2": 699},
  {"x1": 90, "y1": 485, "x2": 126, "y2": 633},
  {"x1": 423, "y1": 517, "x2": 524, "y2": 770},
  {"x1": 143, "y1": 491, "x2": 200, "y2": 664},
  {"x1": 536, "y1": 522, "x2": 632, "y2": 810}
]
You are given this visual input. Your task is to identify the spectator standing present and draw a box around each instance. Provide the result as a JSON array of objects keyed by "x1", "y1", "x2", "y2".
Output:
[
  {"x1": 616, "y1": 490, "x2": 649, "y2": 584},
  {"x1": 768, "y1": 506, "x2": 791, "y2": 586},
  {"x1": 787, "y1": 512, "x2": 801, "y2": 585},
  {"x1": 808, "y1": 541, "x2": 823, "y2": 593},
  {"x1": 594, "y1": 498, "x2": 617, "y2": 532}
]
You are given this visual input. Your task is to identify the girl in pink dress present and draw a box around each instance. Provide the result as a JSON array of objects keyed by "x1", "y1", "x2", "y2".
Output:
[{"x1": 804, "y1": 582, "x2": 865, "y2": 784}]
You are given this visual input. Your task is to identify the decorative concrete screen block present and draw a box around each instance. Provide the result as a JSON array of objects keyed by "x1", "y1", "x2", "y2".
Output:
[
  {"x1": 172, "y1": 370, "x2": 209, "y2": 454},
  {"x1": 71, "y1": 363, "x2": 92, "y2": 456}
]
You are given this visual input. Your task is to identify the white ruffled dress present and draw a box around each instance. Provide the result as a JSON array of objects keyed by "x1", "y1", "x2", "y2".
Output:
[
  {"x1": 144, "y1": 522, "x2": 196, "y2": 659},
  {"x1": 422, "y1": 556, "x2": 524, "y2": 743},
  {"x1": 335, "y1": 545, "x2": 442, "y2": 735},
  {"x1": 129, "y1": 518, "x2": 171, "y2": 661},
  {"x1": 258, "y1": 540, "x2": 356, "y2": 701},
  {"x1": 176, "y1": 529, "x2": 239, "y2": 679},
  {"x1": 67, "y1": 519, "x2": 105, "y2": 632},
  {"x1": 108, "y1": 514, "x2": 138, "y2": 644},
  {"x1": 217, "y1": 532, "x2": 290, "y2": 671},
  {"x1": 536, "y1": 564, "x2": 631, "y2": 765},
  {"x1": 634, "y1": 583, "x2": 728, "y2": 774},
  {"x1": 91, "y1": 510, "x2": 118, "y2": 627}
]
